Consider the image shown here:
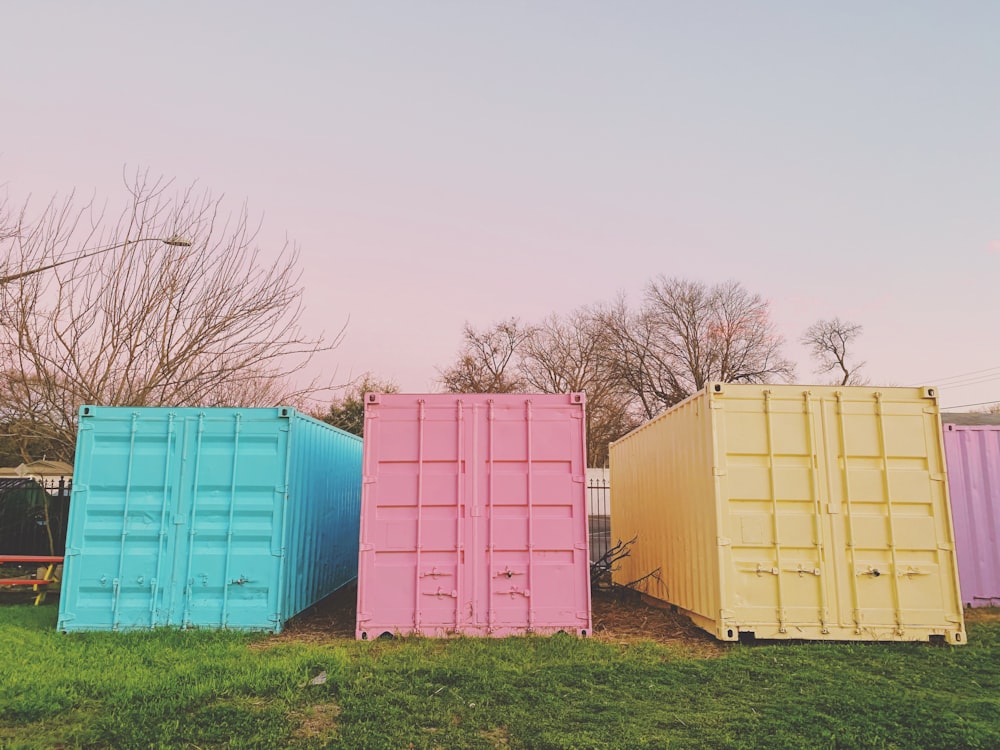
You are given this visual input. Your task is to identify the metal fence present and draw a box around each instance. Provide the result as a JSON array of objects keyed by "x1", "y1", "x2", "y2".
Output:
[
  {"x1": 0, "y1": 476, "x2": 72, "y2": 556},
  {"x1": 587, "y1": 476, "x2": 610, "y2": 564}
]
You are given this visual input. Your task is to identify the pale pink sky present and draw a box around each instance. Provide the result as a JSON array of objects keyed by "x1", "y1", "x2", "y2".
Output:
[{"x1": 2, "y1": 2, "x2": 998, "y2": 410}]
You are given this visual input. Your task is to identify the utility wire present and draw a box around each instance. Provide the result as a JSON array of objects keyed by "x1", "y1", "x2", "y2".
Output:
[
  {"x1": 933, "y1": 373, "x2": 1000, "y2": 390},
  {"x1": 940, "y1": 399, "x2": 1000, "y2": 411},
  {"x1": 909, "y1": 364, "x2": 1000, "y2": 388}
]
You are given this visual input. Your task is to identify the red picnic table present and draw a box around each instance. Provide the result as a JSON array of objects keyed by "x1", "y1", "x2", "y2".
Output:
[{"x1": 0, "y1": 555, "x2": 64, "y2": 605}]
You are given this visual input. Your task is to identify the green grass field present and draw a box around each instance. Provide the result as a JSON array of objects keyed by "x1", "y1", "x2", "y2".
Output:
[{"x1": 1, "y1": 600, "x2": 997, "y2": 750}]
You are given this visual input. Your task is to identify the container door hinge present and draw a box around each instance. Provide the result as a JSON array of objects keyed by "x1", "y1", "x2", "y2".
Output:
[
  {"x1": 717, "y1": 537, "x2": 732, "y2": 547},
  {"x1": 713, "y1": 467, "x2": 727, "y2": 476},
  {"x1": 574, "y1": 542, "x2": 588, "y2": 550},
  {"x1": 65, "y1": 547, "x2": 81, "y2": 557},
  {"x1": 363, "y1": 476, "x2": 377, "y2": 484},
  {"x1": 937, "y1": 543, "x2": 953, "y2": 551},
  {"x1": 930, "y1": 473, "x2": 945, "y2": 482},
  {"x1": 577, "y1": 611, "x2": 590, "y2": 620},
  {"x1": 357, "y1": 612, "x2": 372, "y2": 622},
  {"x1": 573, "y1": 475, "x2": 585, "y2": 483},
  {"x1": 359, "y1": 543, "x2": 375, "y2": 552}
]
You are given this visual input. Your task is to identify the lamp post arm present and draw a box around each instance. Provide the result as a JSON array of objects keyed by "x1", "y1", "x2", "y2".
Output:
[{"x1": 0, "y1": 236, "x2": 189, "y2": 285}]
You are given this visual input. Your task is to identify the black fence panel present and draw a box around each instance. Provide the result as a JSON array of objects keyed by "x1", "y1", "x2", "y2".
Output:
[
  {"x1": 0, "y1": 477, "x2": 72, "y2": 556},
  {"x1": 587, "y1": 477, "x2": 610, "y2": 564}
]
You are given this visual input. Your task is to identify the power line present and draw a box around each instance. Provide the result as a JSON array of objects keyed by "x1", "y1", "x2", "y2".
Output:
[
  {"x1": 940, "y1": 399, "x2": 1000, "y2": 411},
  {"x1": 909, "y1": 364, "x2": 1000, "y2": 388},
  {"x1": 934, "y1": 373, "x2": 1000, "y2": 390}
]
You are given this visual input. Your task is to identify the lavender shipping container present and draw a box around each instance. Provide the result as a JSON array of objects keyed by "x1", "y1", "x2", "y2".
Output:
[
  {"x1": 356, "y1": 393, "x2": 592, "y2": 639},
  {"x1": 943, "y1": 421, "x2": 1000, "y2": 607}
]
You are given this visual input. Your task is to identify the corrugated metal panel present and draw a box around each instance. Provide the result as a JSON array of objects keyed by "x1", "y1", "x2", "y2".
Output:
[
  {"x1": 356, "y1": 393, "x2": 592, "y2": 639},
  {"x1": 943, "y1": 423, "x2": 1000, "y2": 607},
  {"x1": 611, "y1": 384, "x2": 966, "y2": 644},
  {"x1": 57, "y1": 406, "x2": 361, "y2": 632}
]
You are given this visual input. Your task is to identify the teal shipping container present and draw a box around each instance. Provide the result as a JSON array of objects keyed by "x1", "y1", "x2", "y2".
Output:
[{"x1": 57, "y1": 406, "x2": 362, "y2": 632}]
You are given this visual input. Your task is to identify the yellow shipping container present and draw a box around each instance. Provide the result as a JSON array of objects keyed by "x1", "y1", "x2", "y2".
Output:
[{"x1": 610, "y1": 383, "x2": 966, "y2": 644}]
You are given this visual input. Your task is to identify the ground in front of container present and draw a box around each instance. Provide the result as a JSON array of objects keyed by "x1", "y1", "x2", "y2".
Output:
[
  {"x1": 261, "y1": 583, "x2": 725, "y2": 657},
  {"x1": 3, "y1": 600, "x2": 999, "y2": 749},
  {"x1": 965, "y1": 607, "x2": 1000, "y2": 624}
]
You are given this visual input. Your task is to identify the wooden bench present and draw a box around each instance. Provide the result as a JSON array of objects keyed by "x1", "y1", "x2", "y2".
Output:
[{"x1": 0, "y1": 555, "x2": 64, "y2": 605}]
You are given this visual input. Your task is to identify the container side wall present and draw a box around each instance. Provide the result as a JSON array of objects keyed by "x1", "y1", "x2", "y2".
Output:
[
  {"x1": 610, "y1": 391, "x2": 722, "y2": 632},
  {"x1": 356, "y1": 393, "x2": 591, "y2": 638},
  {"x1": 944, "y1": 425, "x2": 1000, "y2": 607},
  {"x1": 281, "y1": 411, "x2": 362, "y2": 625}
]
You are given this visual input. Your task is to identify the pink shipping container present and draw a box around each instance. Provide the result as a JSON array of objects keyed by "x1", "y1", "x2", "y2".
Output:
[
  {"x1": 943, "y1": 420, "x2": 1000, "y2": 607},
  {"x1": 356, "y1": 393, "x2": 592, "y2": 639}
]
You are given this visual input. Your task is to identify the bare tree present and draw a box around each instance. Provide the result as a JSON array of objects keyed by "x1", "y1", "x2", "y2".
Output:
[
  {"x1": 599, "y1": 278, "x2": 794, "y2": 417},
  {"x1": 0, "y1": 172, "x2": 341, "y2": 461},
  {"x1": 801, "y1": 317, "x2": 866, "y2": 386},
  {"x1": 0, "y1": 193, "x2": 18, "y2": 244},
  {"x1": 520, "y1": 307, "x2": 639, "y2": 466},
  {"x1": 594, "y1": 295, "x2": 675, "y2": 421},
  {"x1": 317, "y1": 372, "x2": 399, "y2": 437},
  {"x1": 437, "y1": 319, "x2": 533, "y2": 393}
]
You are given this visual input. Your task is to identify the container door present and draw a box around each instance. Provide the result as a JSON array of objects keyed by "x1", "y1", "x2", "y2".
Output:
[
  {"x1": 60, "y1": 411, "x2": 186, "y2": 630},
  {"x1": 357, "y1": 394, "x2": 590, "y2": 637},
  {"x1": 169, "y1": 413, "x2": 287, "y2": 629},
  {"x1": 719, "y1": 388, "x2": 962, "y2": 639},
  {"x1": 59, "y1": 408, "x2": 292, "y2": 632},
  {"x1": 720, "y1": 391, "x2": 832, "y2": 633},
  {"x1": 820, "y1": 391, "x2": 961, "y2": 637},
  {"x1": 474, "y1": 399, "x2": 589, "y2": 635},
  {"x1": 357, "y1": 398, "x2": 465, "y2": 635}
]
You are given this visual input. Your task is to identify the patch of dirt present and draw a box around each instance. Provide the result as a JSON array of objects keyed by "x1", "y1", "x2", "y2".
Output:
[
  {"x1": 478, "y1": 726, "x2": 510, "y2": 746},
  {"x1": 964, "y1": 607, "x2": 1000, "y2": 624},
  {"x1": 590, "y1": 587, "x2": 726, "y2": 657},
  {"x1": 290, "y1": 701, "x2": 340, "y2": 740},
  {"x1": 254, "y1": 582, "x2": 724, "y2": 656},
  {"x1": 250, "y1": 584, "x2": 358, "y2": 649}
]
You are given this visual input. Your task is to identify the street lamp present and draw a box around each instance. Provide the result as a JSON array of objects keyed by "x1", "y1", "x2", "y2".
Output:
[{"x1": 0, "y1": 235, "x2": 193, "y2": 285}]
